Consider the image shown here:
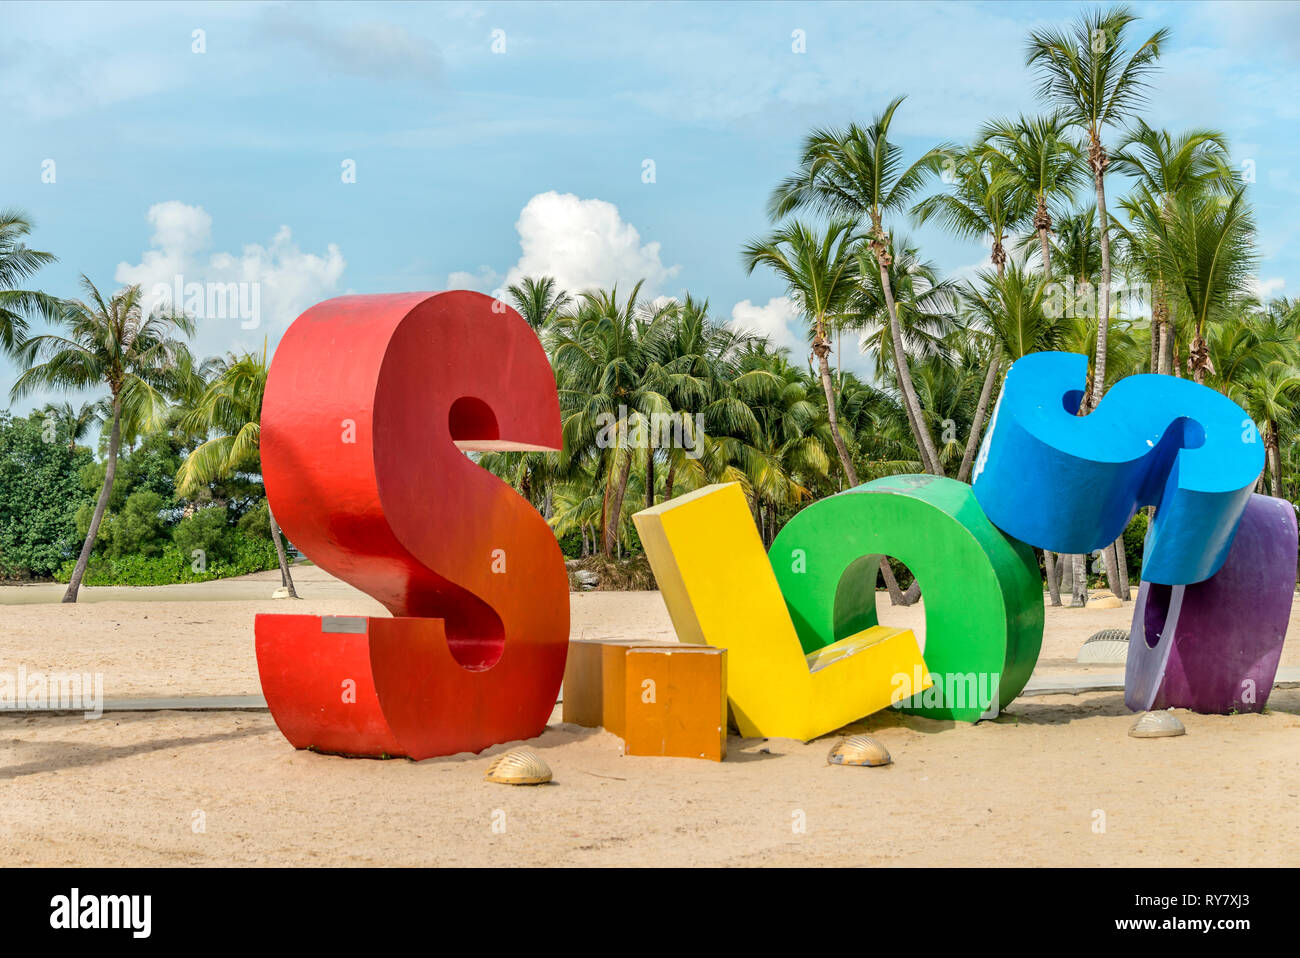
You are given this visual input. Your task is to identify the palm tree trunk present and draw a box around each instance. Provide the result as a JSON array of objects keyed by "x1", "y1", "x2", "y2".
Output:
[
  {"x1": 1188, "y1": 322, "x2": 1212, "y2": 385},
  {"x1": 1113, "y1": 534, "x2": 1129, "y2": 598},
  {"x1": 1089, "y1": 156, "x2": 1112, "y2": 411},
  {"x1": 645, "y1": 446, "x2": 655, "y2": 509},
  {"x1": 876, "y1": 256, "x2": 943, "y2": 475},
  {"x1": 1070, "y1": 553, "x2": 1088, "y2": 607},
  {"x1": 665, "y1": 457, "x2": 677, "y2": 502},
  {"x1": 1268, "y1": 427, "x2": 1283, "y2": 498},
  {"x1": 814, "y1": 340, "x2": 859, "y2": 486},
  {"x1": 1100, "y1": 542, "x2": 1123, "y2": 599},
  {"x1": 879, "y1": 558, "x2": 907, "y2": 605},
  {"x1": 1037, "y1": 220, "x2": 1053, "y2": 281},
  {"x1": 268, "y1": 505, "x2": 298, "y2": 598},
  {"x1": 957, "y1": 357, "x2": 1000, "y2": 483},
  {"x1": 604, "y1": 450, "x2": 633, "y2": 557},
  {"x1": 63, "y1": 398, "x2": 122, "y2": 603},
  {"x1": 1044, "y1": 551, "x2": 1061, "y2": 606},
  {"x1": 1059, "y1": 548, "x2": 1074, "y2": 596},
  {"x1": 1171, "y1": 313, "x2": 1182, "y2": 378}
]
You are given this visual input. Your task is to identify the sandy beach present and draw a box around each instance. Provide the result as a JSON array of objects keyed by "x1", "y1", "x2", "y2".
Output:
[{"x1": 2, "y1": 566, "x2": 1298, "y2": 866}]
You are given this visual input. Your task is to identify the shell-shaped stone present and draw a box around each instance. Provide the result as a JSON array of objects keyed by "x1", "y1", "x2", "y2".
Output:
[
  {"x1": 1077, "y1": 628, "x2": 1130, "y2": 664},
  {"x1": 827, "y1": 734, "x2": 892, "y2": 767},
  {"x1": 1129, "y1": 710, "x2": 1186, "y2": 738},
  {"x1": 485, "y1": 747, "x2": 552, "y2": 785}
]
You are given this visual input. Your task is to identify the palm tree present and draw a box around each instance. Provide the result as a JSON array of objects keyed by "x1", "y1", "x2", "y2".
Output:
[
  {"x1": 40, "y1": 400, "x2": 103, "y2": 452},
  {"x1": 506, "y1": 276, "x2": 571, "y2": 331},
  {"x1": 1163, "y1": 186, "x2": 1257, "y2": 384},
  {"x1": 914, "y1": 146, "x2": 1033, "y2": 479},
  {"x1": 979, "y1": 112, "x2": 1086, "y2": 282},
  {"x1": 549, "y1": 282, "x2": 676, "y2": 555},
  {"x1": 12, "y1": 277, "x2": 195, "y2": 602},
  {"x1": 1228, "y1": 363, "x2": 1300, "y2": 499},
  {"x1": 0, "y1": 209, "x2": 61, "y2": 354},
  {"x1": 175, "y1": 349, "x2": 299, "y2": 597},
  {"x1": 1027, "y1": 5, "x2": 1168, "y2": 409},
  {"x1": 1112, "y1": 122, "x2": 1233, "y2": 374},
  {"x1": 960, "y1": 261, "x2": 1073, "y2": 603},
  {"x1": 741, "y1": 218, "x2": 863, "y2": 485},
  {"x1": 768, "y1": 96, "x2": 947, "y2": 475}
]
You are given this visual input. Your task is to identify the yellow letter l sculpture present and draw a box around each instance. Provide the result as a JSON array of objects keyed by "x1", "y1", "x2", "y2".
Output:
[{"x1": 634, "y1": 483, "x2": 930, "y2": 741}]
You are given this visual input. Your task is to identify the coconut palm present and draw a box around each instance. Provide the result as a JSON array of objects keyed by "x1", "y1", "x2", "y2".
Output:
[
  {"x1": 741, "y1": 218, "x2": 863, "y2": 485},
  {"x1": 175, "y1": 349, "x2": 298, "y2": 597},
  {"x1": 40, "y1": 400, "x2": 104, "y2": 452},
  {"x1": 549, "y1": 282, "x2": 676, "y2": 555},
  {"x1": 1027, "y1": 5, "x2": 1168, "y2": 408},
  {"x1": 1112, "y1": 122, "x2": 1234, "y2": 374},
  {"x1": 11, "y1": 277, "x2": 195, "y2": 602},
  {"x1": 960, "y1": 261, "x2": 1075, "y2": 602},
  {"x1": 506, "y1": 276, "x2": 571, "y2": 331},
  {"x1": 914, "y1": 147, "x2": 1034, "y2": 479},
  {"x1": 0, "y1": 209, "x2": 61, "y2": 355},
  {"x1": 1227, "y1": 363, "x2": 1300, "y2": 499},
  {"x1": 979, "y1": 112, "x2": 1086, "y2": 282},
  {"x1": 1162, "y1": 185, "x2": 1257, "y2": 384},
  {"x1": 768, "y1": 97, "x2": 948, "y2": 475}
]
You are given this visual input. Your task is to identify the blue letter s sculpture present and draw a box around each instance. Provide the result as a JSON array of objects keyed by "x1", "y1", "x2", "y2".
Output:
[{"x1": 971, "y1": 351, "x2": 1263, "y2": 584}]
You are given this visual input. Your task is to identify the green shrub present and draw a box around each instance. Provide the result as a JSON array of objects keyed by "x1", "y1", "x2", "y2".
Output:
[
  {"x1": 236, "y1": 499, "x2": 273, "y2": 540},
  {"x1": 53, "y1": 532, "x2": 280, "y2": 586},
  {"x1": 1123, "y1": 510, "x2": 1148, "y2": 580},
  {"x1": 0, "y1": 411, "x2": 94, "y2": 578},
  {"x1": 173, "y1": 507, "x2": 234, "y2": 564},
  {"x1": 105, "y1": 489, "x2": 168, "y2": 558}
]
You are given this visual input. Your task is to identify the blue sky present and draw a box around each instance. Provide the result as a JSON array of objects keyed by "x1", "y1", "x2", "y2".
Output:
[{"x1": 3, "y1": 0, "x2": 1298, "y2": 413}]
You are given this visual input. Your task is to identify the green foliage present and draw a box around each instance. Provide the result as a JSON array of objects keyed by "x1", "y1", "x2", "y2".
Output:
[
  {"x1": 172, "y1": 507, "x2": 234, "y2": 564},
  {"x1": 235, "y1": 499, "x2": 273, "y2": 540},
  {"x1": 0, "y1": 411, "x2": 95, "y2": 578},
  {"x1": 104, "y1": 489, "x2": 168, "y2": 558},
  {"x1": 1124, "y1": 510, "x2": 1149, "y2": 580},
  {"x1": 53, "y1": 531, "x2": 279, "y2": 586}
]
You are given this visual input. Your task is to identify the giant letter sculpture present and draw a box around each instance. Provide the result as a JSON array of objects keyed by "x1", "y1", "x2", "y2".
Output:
[
  {"x1": 1126, "y1": 494, "x2": 1297, "y2": 714},
  {"x1": 634, "y1": 483, "x2": 931, "y2": 742},
  {"x1": 255, "y1": 291, "x2": 569, "y2": 759},
  {"x1": 972, "y1": 351, "x2": 1262, "y2": 583},
  {"x1": 770, "y1": 475, "x2": 1044, "y2": 721}
]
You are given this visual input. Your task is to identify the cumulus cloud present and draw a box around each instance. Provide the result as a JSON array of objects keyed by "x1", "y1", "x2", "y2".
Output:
[
  {"x1": 499, "y1": 191, "x2": 681, "y2": 298},
  {"x1": 446, "y1": 265, "x2": 501, "y2": 292},
  {"x1": 729, "y1": 296, "x2": 805, "y2": 357},
  {"x1": 1250, "y1": 276, "x2": 1286, "y2": 300},
  {"x1": 114, "y1": 201, "x2": 345, "y2": 356}
]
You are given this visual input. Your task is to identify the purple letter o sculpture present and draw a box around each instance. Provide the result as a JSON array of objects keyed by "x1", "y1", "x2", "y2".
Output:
[{"x1": 1126, "y1": 494, "x2": 1297, "y2": 714}]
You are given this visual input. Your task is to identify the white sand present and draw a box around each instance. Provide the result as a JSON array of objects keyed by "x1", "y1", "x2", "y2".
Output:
[{"x1": 1, "y1": 566, "x2": 1297, "y2": 866}]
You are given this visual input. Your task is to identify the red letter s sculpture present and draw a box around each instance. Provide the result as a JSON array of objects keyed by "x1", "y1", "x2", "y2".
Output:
[{"x1": 255, "y1": 291, "x2": 569, "y2": 759}]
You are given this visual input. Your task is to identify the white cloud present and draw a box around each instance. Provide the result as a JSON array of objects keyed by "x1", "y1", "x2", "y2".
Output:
[
  {"x1": 729, "y1": 296, "x2": 805, "y2": 357},
  {"x1": 115, "y1": 201, "x2": 346, "y2": 357},
  {"x1": 500, "y1": 191, "x2": 681, "y2": 298},
  {"x1": 259, "y1": 6, "x2": 442, "y2": 82},
  {"x1": 446, "y1": 265, "x2": 502, "y2": 291},
  {"x1": 1250, "y1": 276, "x2": 1286, "y2": 300}
]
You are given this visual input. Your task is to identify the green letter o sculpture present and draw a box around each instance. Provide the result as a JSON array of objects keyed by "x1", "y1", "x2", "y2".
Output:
[{"x1": 770, "y1": 474, "x2": 1043, "y2": 721}]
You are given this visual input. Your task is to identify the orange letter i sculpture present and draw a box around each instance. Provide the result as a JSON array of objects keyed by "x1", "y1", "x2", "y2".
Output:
[{"x1": 255, "y1": 291, "x2": 570, "y2": 759}]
